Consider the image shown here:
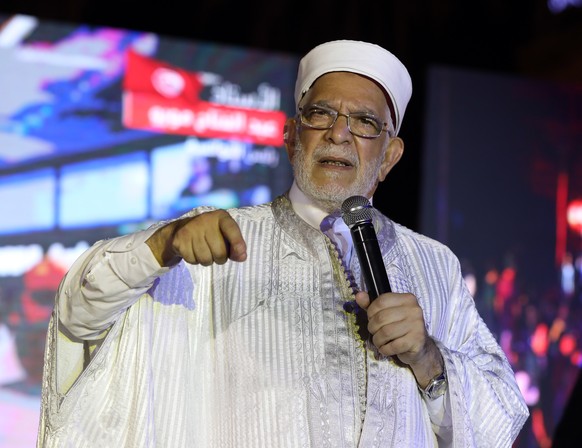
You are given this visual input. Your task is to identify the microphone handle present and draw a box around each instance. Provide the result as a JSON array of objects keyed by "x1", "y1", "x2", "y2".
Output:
[{"x1": 350, "y1": 222, "x2": 391, "y2": 301}]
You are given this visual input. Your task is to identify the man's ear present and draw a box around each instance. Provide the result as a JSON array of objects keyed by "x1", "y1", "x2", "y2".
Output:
[
  {"x1": 378, "y1": 137, "x2": 404, "y2": 182},
  {"x1": 284, "y1": 117, "x2": 298, "y2": 162}
]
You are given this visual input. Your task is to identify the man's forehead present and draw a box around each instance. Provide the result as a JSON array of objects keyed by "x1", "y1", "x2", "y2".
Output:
[{"x1": 302, "y1": 72, "x2": 392, "y2": 113}]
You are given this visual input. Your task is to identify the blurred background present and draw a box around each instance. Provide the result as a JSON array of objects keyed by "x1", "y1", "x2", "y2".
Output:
[
  {"x1": 1, "y1": 1, "x2": 582, "y2": 447},
  {"x1": 2, "y1": 0, "x2": 581, "y2": 226}
]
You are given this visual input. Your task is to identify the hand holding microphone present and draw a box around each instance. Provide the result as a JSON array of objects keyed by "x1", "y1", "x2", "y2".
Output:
[{"x1": 342, "y1": 196, "x2": 444, "y2": 385}]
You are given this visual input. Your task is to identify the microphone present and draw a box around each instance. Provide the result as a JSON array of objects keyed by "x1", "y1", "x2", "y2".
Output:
[{"x1": 341, "y1": 195, "x2": 391, "y2": 301}]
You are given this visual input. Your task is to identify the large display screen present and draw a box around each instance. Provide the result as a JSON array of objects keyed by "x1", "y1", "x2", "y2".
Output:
[{"x1": 0, "y1": 13, "x2": 297, "y2": 447}]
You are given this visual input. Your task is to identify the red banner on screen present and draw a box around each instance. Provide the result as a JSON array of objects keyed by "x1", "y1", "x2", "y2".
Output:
[
  {"x1": 123, "y1": 50, "x2": 204, "y2": 102},
  {"x1": 122, "y1": 51, "x2": 286, "y2": 146}
]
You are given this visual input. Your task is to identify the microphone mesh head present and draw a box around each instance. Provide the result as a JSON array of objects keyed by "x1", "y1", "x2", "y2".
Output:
[{"x1": 341, "y1": 195, "x2": 374, "y2": 228}]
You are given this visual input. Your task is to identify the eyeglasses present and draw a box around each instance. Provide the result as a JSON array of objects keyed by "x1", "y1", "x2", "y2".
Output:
[{"x1": 298, "y1": 104, "x2": 393, "y2": 138}]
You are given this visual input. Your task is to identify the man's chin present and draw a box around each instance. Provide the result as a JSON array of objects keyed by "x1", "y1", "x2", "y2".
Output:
[
  {"x1": 295, "y1": 177, "x2": 365, "y2": 211},
  {"x1": 307, "y1": 190, "x2": 349, "y2": 213}
]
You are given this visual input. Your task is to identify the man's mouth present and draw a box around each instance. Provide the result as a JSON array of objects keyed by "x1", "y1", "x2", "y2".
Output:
[{"x1": 319, "y1": 157, "x2": 353, "y2": 167}]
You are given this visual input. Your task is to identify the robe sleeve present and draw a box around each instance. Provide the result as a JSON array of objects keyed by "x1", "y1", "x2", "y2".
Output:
[
  {"x1": 57, "y1": 226, "x2": 170, "y2": 340},
  {"x1": 426, "y1": 246, "x2": 529, "y2": 447}
]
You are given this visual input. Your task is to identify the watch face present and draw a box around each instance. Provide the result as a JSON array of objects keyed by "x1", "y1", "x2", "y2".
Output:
[
  {"x1": 427, "y1": 378, "x2": 447, "y2": 399},
  {"x1": 424, "y1": 372, "x2": 448, "y2": 400}
]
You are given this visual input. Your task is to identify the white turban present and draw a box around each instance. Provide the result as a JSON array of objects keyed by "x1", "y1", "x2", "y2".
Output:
[{"x1": 294, "y1": 40, "x2": 412, "y2": 135}]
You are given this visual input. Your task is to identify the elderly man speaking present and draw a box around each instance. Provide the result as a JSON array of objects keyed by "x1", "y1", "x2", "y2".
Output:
[{"x1": 37, "y1": 40, "x2": 528, "y2": 447}]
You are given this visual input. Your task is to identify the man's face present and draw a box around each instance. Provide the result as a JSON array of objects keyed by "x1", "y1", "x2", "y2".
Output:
[{"x1": 286, "y1": 72, "x2": 403, "y2": 213}]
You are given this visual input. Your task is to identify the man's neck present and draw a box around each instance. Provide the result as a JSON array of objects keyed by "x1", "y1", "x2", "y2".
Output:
[
  {"x1": 288, "y1": 181, "x2": 373, "y2": 229},
  {"x1": 288, "y1": 181, "x2": 328, "y2": 228}
]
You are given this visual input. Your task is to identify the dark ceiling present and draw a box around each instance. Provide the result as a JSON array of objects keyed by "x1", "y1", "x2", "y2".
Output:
[{"x1": 3, "y1": 0, "x2": 582, "y2": 228}]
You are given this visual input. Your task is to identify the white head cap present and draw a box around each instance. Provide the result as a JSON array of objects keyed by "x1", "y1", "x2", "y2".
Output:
[{"x1": 294, "y1": 40, "x2": 412, "y2": 135}]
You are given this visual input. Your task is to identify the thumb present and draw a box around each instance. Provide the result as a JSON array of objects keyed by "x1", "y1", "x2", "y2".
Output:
[
  {"x1": 218, "y1": 214, "x2": 247, "y2": 262},
  {"x1": 355, "y1": 291, "x2": 371, "y2": 310}
]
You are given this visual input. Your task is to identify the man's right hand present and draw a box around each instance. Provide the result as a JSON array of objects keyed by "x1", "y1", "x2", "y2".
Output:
[{"x1": 146, "y1": 210, "x2": 247, "y2": 267}]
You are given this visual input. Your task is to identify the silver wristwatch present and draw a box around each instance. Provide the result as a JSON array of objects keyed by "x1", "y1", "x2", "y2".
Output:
[{"x1": 420, "y1": 370, "x2": 448, "y2": 400}]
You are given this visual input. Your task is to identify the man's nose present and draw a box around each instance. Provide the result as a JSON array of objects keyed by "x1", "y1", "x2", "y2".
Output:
[{"x1": 327, "y1": 114, "x2": 352, "y2": 143}]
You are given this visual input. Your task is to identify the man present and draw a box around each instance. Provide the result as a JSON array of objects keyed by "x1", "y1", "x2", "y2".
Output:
[{"x1": 37, "y1": 40, "x2": 528, "y2": 447}]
